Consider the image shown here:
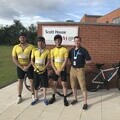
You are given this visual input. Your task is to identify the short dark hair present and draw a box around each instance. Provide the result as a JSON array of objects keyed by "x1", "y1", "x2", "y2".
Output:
[
  {"x1": 54, "y1": 34, "x2": 62, "y2": 41},
  {"x1": 19, "y1": 32, "x2": 27, "y2": 37},
  {"x1": 36, "y1": 36, "x2": 45, "y2": 43},
  {"x1": 74, "y1": 36, "x2": 81, "y2": 41}
]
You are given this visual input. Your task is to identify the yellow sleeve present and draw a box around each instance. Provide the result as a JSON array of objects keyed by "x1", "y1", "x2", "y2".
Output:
[
  {"x1": 12, "y1": 46, "x2": 17, "y2": 57},
  {"x1": 32, "y1": 44, "x2": 35, "y2": 49},
  {"x1": 29, "y1": 44, "x2": 35, "y2": 50},
  {"x1": 47, "y1": 50, "x2": 50, "y2": 59},
  {"x1": 31, "y1": 48, "x2": 35, "y2": 59},
  {"x1": 64, "y1": 48, "x2": 68, "y2": 58},
  {"x1": 50, "y1": 49, "x2": 54, "y2": 58}
]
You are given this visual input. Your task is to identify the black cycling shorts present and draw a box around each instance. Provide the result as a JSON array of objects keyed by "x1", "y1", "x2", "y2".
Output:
[
  {"x1": 34, "y1": 71, "x2": 48, "y2": 90},
  {"x1": 17, "y1": 66, "x2": 34, "y2": 79},
  {"x1": 52, "y1": 69, "x2": 67, "y2": 82}
]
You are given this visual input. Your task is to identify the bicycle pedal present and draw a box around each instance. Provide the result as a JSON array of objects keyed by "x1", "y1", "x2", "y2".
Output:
[
  {"x1": 106, "y1": 84, "x2": 109, "y2": 90},
  {"x1": 104, "y1": 80, "x2": 108, "y2": 84},
  {"x1": 103, "y1": 81, "x2": 109, "y2": 90}
]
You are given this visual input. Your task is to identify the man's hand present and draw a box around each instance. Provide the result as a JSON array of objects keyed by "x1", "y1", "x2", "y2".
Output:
[
  {"x1": 86, "y1": 60, "x2": 92, "y2": 64},
  {"x1": 22, "y1": 66, "x2": 28, "y2": 72},
  {"x1": 55, "y1": 69, "x2": 61, "y2": 76}
]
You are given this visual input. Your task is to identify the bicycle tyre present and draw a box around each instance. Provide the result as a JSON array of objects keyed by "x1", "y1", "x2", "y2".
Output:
[
  {"x1": 24, "y1": 76, "x2": 31, "y2": 91},
  {"x1": 56, "y1": 91, "x2": 73, "y2": 97},
  {"x1": 24, "y1": 76, "x2": 41, "y2": 91},
  {"x1": 85, "y1": 72, "x2": 102, "y2": 92},
  {"x1": 56, "y1": 73, "x2": 73, "y2": 97},
  {"x1": 87, "y1": 83, "x2": 101, "y2": 92},
  {"x1": 24, "y1": 73, "x2": 73, "y2": 97},
  {"x1": 117, "y1": 76, "x2": 120, "y2": 91}
]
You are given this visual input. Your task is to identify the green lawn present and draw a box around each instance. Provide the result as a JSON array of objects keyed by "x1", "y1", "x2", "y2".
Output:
[{"x1": 0, "y1": 45, "x2": 17, "y2": 88}]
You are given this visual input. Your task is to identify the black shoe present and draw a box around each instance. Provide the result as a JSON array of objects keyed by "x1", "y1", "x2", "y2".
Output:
[
  {"x1": 83, "y1": 104, "x2": 88, "y2": 110},
  {"x1": 64, "y1": 98, "x2": 69, "y2": 106},
  {"x1": 71, "y1": 99, "x2": 77, "y2": 105},
  {"x1": 49, "y1": 97, "x2": 56, "y2": 104}
]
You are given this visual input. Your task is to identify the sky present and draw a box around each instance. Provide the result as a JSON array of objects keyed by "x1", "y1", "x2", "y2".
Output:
[{"x1": 0, "y1": 0, "x2": 120, "y2": 26}]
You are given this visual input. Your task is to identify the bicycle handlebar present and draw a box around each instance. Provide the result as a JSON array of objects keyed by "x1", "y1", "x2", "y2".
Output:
[
  {"x1": 112, "y1": 62, "x2": 120, "y2": 68},
  {"x1": 96, "y1": 64, "x2": 104, "y2": 70}
]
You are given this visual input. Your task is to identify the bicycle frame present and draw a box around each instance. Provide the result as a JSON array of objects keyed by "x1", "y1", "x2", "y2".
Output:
[{"x1": 92, "y1": 66, "x2": 119, "y2": 84}]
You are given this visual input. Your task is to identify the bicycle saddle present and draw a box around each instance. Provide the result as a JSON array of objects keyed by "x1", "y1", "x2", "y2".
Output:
[
  {"x1": 112, "y1": 62, "x2": 120, "y2": 68},
  {"x1": 96, "y1": 64, "x2": 104, "y2": 70}
]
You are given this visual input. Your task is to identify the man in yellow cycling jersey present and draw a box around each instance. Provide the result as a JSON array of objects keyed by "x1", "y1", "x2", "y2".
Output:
[
  {"x1": 12, "y1": 32, "x2": 35, "y2": 104},
  {"x1": 31, "y1": 36, "x2": 50, "y2": 105},
  {"x1": 49, "y1": 34, "x2": 69, "y2": 106}
]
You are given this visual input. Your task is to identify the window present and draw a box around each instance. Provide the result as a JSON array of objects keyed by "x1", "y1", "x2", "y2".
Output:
[{"x1": 112, "y1": 17, "x2": 120, "y2": 24}]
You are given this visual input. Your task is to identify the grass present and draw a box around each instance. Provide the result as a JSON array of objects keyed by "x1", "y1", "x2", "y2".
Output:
[{"x1": 0, "y1": 45, "x2": 17, "y2": 88}]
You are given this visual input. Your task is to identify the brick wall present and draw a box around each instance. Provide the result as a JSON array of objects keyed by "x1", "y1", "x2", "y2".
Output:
[
  {"x1": 37, "y1": 22, "x2": 120, "y2": 88},
  {"x1": 80, "y1": 14, "x2": 101, "y2": 23},
  {"x1": 80, "y1": 24, "x2": 120, "y2": 64},
  {"x1": 37, "y1": 22, "x2": 120, "y2": 64},
  {"x1": 97, "y1": 8, "x2": 120, "y2": 23}
]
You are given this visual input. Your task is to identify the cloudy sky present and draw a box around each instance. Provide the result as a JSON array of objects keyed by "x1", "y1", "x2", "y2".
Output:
[{"x1": 0, "y1": 0, "x2": 120, "y2": 26}]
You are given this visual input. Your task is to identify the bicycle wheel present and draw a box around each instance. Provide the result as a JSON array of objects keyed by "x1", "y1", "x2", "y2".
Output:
[
  {"x1": 24, "y1": 76, "x2": 41, "y2": 91},
  {"x1": 56, "y1": 90, "x2": 73, "y2": 97},
  {"x1": 56, "y1": 73, "x2": 73, "y2": 97},
  {"x1": 85, "y1": 72, "x2": 103, "y2": 92},
  {"x1": 117, "y1": 76, "x2": 120, "y2": 91},
  {"x1": 24, "y1": 76, "x2": 31, "y2": 91},
  {"x1": 87, "y1": 83, "x2": 101, "y2": 92}
]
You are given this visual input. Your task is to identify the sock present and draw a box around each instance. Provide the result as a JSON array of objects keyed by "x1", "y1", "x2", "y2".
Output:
[
  {"x1": 64, "y1": 96, "x2": 66, "y2": 99},
  {"x1": 52, "y1": 94, "x2": 55, "y2": 99},
  {"x1": 18, "y1": 95, "x2": 21, "y2": 97}
]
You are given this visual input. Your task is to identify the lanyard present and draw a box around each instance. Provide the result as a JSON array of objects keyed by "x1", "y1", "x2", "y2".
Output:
[
  {"x1": 39, "y1": 48, "x2": 44, "y2": 56},
  {"x1": 74, "y1": 49, "x2": 80, "y2": 59}
]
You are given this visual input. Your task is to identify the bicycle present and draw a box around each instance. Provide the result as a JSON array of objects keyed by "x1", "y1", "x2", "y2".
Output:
[
  {"x1": 24, "y1": 67, "x2": 73, "y2": 97},
  {"x1": 24, "y1": 69, "x2": 47, "y2": 92},
  {"x1": 86, "y1": 62, "x2": 120, "y2": 92}
]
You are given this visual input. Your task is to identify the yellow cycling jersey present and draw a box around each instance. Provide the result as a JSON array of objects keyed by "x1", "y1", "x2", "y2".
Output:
[
  {"x1": 31, "y1": 48, "x2": 50, "y2": 72},
  {"x1": 12, "y1": 44, "x2": 35, "y2": 65},
  {"x1": 51, "y1": 46, "x2": 68, "y2": 70}
]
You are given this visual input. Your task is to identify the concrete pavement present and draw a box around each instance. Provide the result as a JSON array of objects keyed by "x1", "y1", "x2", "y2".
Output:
[{"x1": 0, "y1": 82, "x2": 120, "y2": 120}]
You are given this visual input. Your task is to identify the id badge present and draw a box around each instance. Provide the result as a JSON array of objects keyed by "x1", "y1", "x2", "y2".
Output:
[
  {"x1": 73, "y1": 61, "x2": 76, "y2": 65},
  {"x1": 74, "y1": 56, "x2": 77, "y2": 60}
]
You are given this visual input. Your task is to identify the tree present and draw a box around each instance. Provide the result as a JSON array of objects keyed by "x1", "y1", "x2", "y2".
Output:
[
  {"x1": 27, "y1": 24, "x2": 37, "y2": 44},
  {"x1": 0, "y1": 20, "x2": 37, "y2": 45},
  {"x1": 9, "y1": 20, "x2": 27, "y2": 45},
  {"x1": 66, "y1": 20, "x2": 74, "y2": 22}
]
